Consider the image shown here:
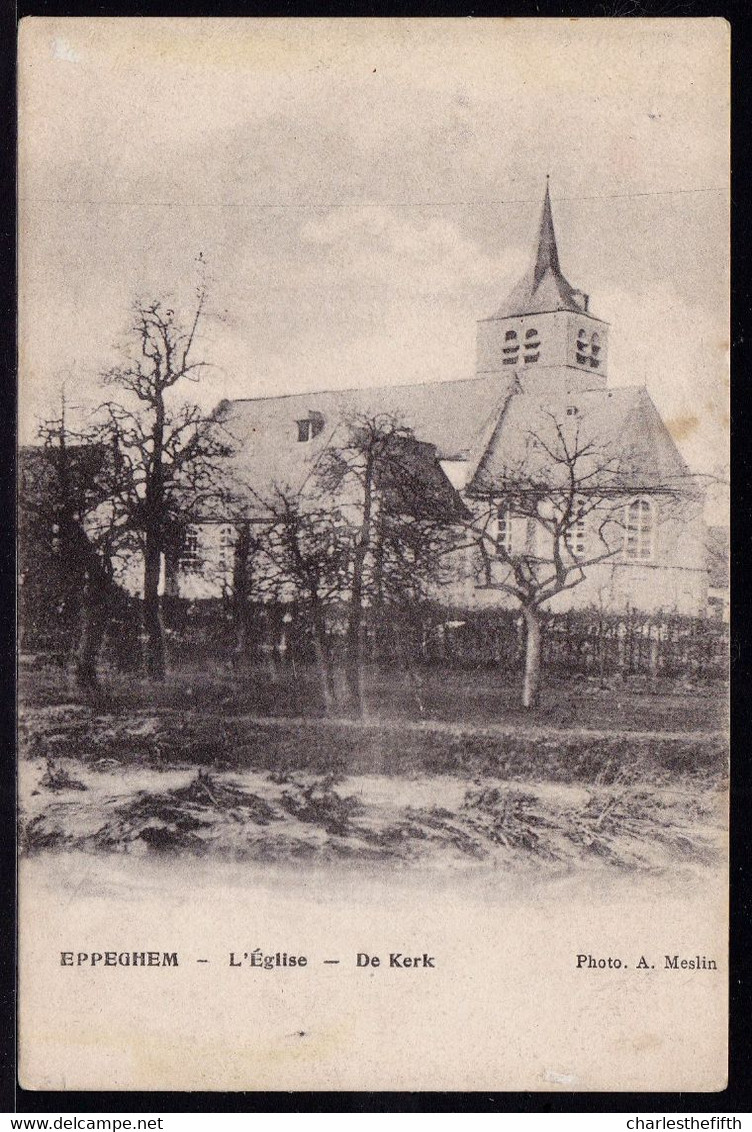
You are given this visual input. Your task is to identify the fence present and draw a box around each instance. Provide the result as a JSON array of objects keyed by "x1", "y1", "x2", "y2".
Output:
[
  {"x1": 159, "y1": 600, "x2": 728, "y2": 681},
  {"x1": 19, "y1": 595, "x2": 729, "y2": 681}
]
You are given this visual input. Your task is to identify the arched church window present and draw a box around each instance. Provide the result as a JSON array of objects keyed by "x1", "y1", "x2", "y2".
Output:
[
  {"x1": 502, "y1": 330, "x2": 519, "y2": 365},
  {"x1": 218, "y1": 525, "x2": 235, "y2": 574},
  {"x1": 181, "y1": 525, "x2": 201, "y2": 573},
  {"x1": 624, "y1": 498, "x2": 655, "y2": 561},
  {"x1": 496, "y1": 504, "x2": 513, "y2": 555},
  {"x1": 565, "y1": 498, "x2": 588, "y2": 558}
]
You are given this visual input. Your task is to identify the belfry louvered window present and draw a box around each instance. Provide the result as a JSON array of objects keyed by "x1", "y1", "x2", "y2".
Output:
[
  {"x1": 502, "y1": 330, "x2": 519, "y2": 365},
  {"x1": 576, "y1": 328, "x2": 601, "y2": 369},
  {"x1": 576, "y1": 329, "x2": 589, "y2": 366},
  {"x1": 590, "y1": 332, "x2": 601, "y2": 368},
  {"x1": 524, "y1": 327, "x2": 541, "y2": 364}
]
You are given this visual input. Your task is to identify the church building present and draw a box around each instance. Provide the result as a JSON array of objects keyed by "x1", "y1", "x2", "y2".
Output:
[{"x1": 173, "y1": 183, "x2": 708, "y2": 618}]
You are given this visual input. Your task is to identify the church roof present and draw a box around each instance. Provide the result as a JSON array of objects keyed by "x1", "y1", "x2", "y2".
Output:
[
  {"x1": 469, "y1": 383, "x2": 691, "y2": 495},
  {"x1": 213, "y1": 373, "x2": 517, "y2": 509},
  {"x1": 490, "y1": 181, "x2": 591, "y2": 320},
  {"x1": 213, "y1": 373, "x2": 689, "y2": 518}
]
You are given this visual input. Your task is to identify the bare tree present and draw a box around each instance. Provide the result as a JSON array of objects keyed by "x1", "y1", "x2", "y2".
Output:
[
  {"x1": 248, "y1": 493, "x2": 351, "y2": 709},
  {"x1": 93, "y1": 267, "x2": 233, "y2": 679},
  {"x1": 20, "y1": 392, "x2": 138, "y2": 688},
  {"x1": 467, "y1": 410, "x2": 695, "y2": 709},
  {"x1": 316, "y1": 413, "x2": 466, "y2": 714},
  {"x1": 226, "y1": 413, "x2": 465, "y2": 716}
]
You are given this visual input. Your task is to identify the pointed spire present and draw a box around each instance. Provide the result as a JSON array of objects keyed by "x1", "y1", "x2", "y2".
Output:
[
  {"x1": 532, "y1": 176, "x2": 561, "y2": 289},
  {"x1": 491, "y1": 179, "x2": 589, "y2": 319}
]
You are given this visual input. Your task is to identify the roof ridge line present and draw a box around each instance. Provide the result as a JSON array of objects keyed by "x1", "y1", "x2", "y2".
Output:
[{"x1": 223, "y1": 372, "x2": 503, "y2": 406}]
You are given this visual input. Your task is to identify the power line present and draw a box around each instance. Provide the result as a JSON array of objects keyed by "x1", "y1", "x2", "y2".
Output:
[{"x1": 19, "y1": 186, "x2": 727, "y2": 210}]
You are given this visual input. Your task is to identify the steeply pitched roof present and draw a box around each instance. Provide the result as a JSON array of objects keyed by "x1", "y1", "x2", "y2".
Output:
[
  {"x1": 469, "y1": 383, "x2": 691, "y2": 494},
  {"x1": 214, "y1": 373, "x2": 517, "y2": 498},
  {"x1": 214, "y1": 366, "x2": 691, "y2": 514},
  {"x1": 213, "y1": 377, "x2": 495, "y2": 517},
  {"x1": 491, "y1": 181, "x2": 590, "y2": 319},
  {"x1": 366, "y1": 433, "x2": 469, "y2": 522}
]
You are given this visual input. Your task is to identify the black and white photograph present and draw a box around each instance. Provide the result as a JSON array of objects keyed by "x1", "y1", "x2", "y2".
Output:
[{"x1": 17, "y1": 17, "x2": 729, "y2": 1092}]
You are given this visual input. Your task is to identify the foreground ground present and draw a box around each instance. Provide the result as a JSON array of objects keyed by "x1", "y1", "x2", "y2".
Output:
[
  {"x1": 18, "y1": 667, "x2": 727, "y2": 874},
  {"x1": 19, "y1": 757, "x2": 726, "y2": 872},
  {"x1": 18, "y1": 667, "x2": 728, "y2": 1094},
  {"x1": 21, "y1": 663, "x2": 727, "y2": 732}
]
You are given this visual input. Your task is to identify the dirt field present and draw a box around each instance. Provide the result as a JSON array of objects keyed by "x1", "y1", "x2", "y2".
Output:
[
  {"x1": 18, "y1": 668, "x2": 728, "y2": 874},
  {"x1": 19, "y1": 756, "x2": 726, "y2": 872},
  {"x1": 20, "y1": 664, "x2": 728, "y2": 732}
]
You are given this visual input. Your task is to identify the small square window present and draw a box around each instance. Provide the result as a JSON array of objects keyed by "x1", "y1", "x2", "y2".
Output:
[{"x1": 297, "y1": 420, "x2": 312, "y2": 442}]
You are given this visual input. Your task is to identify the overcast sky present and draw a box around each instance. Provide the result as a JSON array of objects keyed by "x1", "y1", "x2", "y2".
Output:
[{"x1": 19, "y1": 17, "x2": 729, "y2": 478}]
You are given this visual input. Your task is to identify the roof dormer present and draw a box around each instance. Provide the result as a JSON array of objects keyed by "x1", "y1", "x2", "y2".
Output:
[{"x1": 296, "y1": 410, "x2": 325, "y2": 443}]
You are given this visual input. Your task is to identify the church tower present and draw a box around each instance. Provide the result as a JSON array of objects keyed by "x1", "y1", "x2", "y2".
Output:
[{"x1": 476, "y1": 180, "x2": 609, "y2": 390}]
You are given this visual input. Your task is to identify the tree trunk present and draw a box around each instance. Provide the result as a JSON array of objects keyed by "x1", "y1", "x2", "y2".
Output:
[
  {"x1": 396, "y1": 620, "x2": 425, "y2": 717},
  {"x1": 345, "y1": 562, "x2": 366, "y2": 714},
  {"x1": 142, "y1": 396, "x2": 166, "y2": 681},
  {"x1": 345, "y1": 451, "x2": 375, "y2": 717},
  {"x1": 521, "y1": 605, "x2": 542, "y2": 710},
  {"x1": 311, "y1": 603, "x2": 336, "y2": 712},
  {"x1": 143, "y1": 538, "x2": 165, "y2": 680},
  {"x1": 231, "y1": 524, "x2": 251, "y2": 668},
  {"x1": 344, "y1": 634, "x2": 363, "y2": 716},
  {"x1": 65, "y1": 520, "x2": 114, "y2": 689},
  {"x1": 75, "y1": 593, "x2": 107, "y2": 689}
]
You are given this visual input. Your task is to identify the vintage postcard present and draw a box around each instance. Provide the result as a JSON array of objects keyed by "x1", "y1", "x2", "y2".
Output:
[{"x1": 17, "y1": 18, "x2": 729, "y2": 1092}]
